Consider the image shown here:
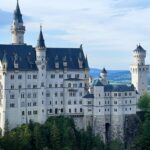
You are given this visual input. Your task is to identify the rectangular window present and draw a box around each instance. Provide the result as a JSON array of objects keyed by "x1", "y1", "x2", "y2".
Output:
[
  {"x1": 10, "y1": 75, "x2": 14, "y2": 79},
  {"x1": 59, "y1": 74, "x2": 63, "y2": 78},
  {"x1": 67, "y1": 74, "x2": 71, "y2": 78},
  {"x1": 75, "y1": 74, "x2": 79, "y2": 78},
  {"x1": 51, "y1": 74, "x2": 55, "y2": 79},
  {"x1": 10, "y1": 94, "x2": 15, "y2": 99},
  {"x1": 33, "y1": 110, "x2": 38, "y2": 115},
  {"x1": 33, "y1": 75, "x2": 37, "y2": 79},
  {"x1": 18, "y1": 75, "x2": 22, "y2": 79},
  {"x1": 10, "y1": 103, "x2": 15, "y2": 108}
]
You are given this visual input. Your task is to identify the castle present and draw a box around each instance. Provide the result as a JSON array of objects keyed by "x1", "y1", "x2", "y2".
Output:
[{"x1": 0, "y1": 1, "x2": 149, "y2": 142}]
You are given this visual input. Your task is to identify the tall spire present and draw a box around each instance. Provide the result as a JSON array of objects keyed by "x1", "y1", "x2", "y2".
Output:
[
  {"x1": 36, "y1": 25, "x2": 46, "y2": 48},
  {"x1": 14, "y1": 0, "x2": 23, "y2": 23}
]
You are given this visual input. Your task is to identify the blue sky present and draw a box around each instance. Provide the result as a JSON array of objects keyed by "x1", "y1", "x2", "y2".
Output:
[{"x1": 0, "y1": 0, "x2": 150, "y2": 70}]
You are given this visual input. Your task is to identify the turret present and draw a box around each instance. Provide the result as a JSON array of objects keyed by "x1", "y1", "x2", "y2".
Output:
[
  {"x1": 35, "y1": 26, "x2": 46, "y2": 63},
  {"x1": 11, "y1": 0, "x2": 25, "y2": 44},
  {"x1": 100, "y1": 68, "x2": 108, "y2": 85},
  {"x1": 130, "y1": 44, "x2": 149, "y2": 97}
]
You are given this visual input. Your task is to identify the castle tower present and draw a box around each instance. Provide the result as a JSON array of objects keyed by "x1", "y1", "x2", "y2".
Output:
[
  {"x1": 35, "y1": 26, "x2": 47, "y2": 123},
  {"x1": 100, "y1": 68, "x2": 108, "y2": 85},
  {"x1": 130, "y1": 44, "x2": 149, "y2": 97},
  {"x1": 11, "y1": 0, "x2": 25, "y2": 44}
]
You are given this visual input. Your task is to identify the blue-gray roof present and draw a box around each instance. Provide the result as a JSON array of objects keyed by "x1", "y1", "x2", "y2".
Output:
[
  {"x1": 14, "y1": 0, "x2": 23, "y2": 23},
  {"x1": 134, "y1": 45, "x2": 146, "y2": 53},
  {"x1": 104, "y1": 84, "x2": 135, "y2": 92},
  {"x1": 101, "y1": 68, "x2": 107, "y2": 74},
  {"x1": 0, "y1": 44, "x2": 88, "y2": 71},
  {"x1": 36, "y1": 27, "x2": 45, "y2": 48},
  {"x1": 91, "y1": 78, "x2": 104, "y2": 86},
  {"x1": 83, "y1": 94, "x2": 94, "y2": 98}
]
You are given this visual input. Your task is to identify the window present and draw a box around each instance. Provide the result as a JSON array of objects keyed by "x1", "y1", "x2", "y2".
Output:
[
  {"x1": 73, "y1": 84, "x2": 77, "y2": 88},
  {"x1": 60, "y1": 84, "x2": 63, "y2": 88},
  {"x1": 51, "y1": 74, "x2": 55, "y2": 79},
  {"x1": 33, "y1": 85, "x2": 37, "y2": 88},
  {"x1": 33, "y1": 93, "x2": 37, "y2": 98},
  {"x1": 114, "y1": 93, "x2": 117, "y2": 96},
  {"x1": 46, "y1": 93, "x2": 50, "y2": 97},
  {"x1": 68, "y1": 83, "x2": 71, "y2": 88},
  {"x1": 33, "y1": 110, "x2": 38, "y2": 115},
  {"x1": 99, "y1": 102, "x2": 101, "y2": 105},
  {"x1": 60, "y1": 93, "x2": 63, "y2": 97},
  {"x1": 42, "y1": 101, "x2": 44, "y2": 104},
  {"x1": 130, "y1": 100, "x2": 132, "y2": 104},
  {"x1": 41, "y1": 82, "x2": 44, "y2": 87},
  {"x1": 75, "y1": 74, "x2": 79, "y2": 78},
  {"x1": 10, "y1": 75, "x2": 14, "y2": 79},
  {"x1": 59, "y1": 74, "x2": 63, "y2": 78},
  {"x1": 10, "y1": 94, "x2": 15, "y2": 99},
  {"x1": 88, "y1": 101, "x2": 91, "y2": 105},
  {"x1": 80, "y1": 108, "x2": 83, "y2": 113},
  {"x1": 79, "y1": 83, "x2": 82, "y2": 88},
  {"x1": 114, "y1": 101, "x2": 117, "y2": 104},
  {"x1": 75, "y1": 108, "x2": 77, "y2": 113},
  {"x1": 74, "y1": 100, "x2": 77, "y2": 104},
  {"x1": 49, "y1": 109, "x2": 52, "y2": 113},
  {"x1": 79, "y1": 100, "x2": 82, "y2": 104},
  {"x1": 10, "y1": 103, "x2": 15, "y2": 108},
  {"x1": 22, "y1": 111, "x2": 25, "y2": 116},
  {"x1": 61, "y1": 108, "x2": 63, "y2": 113},
  {"x1": 114, "y1": 108, "x2": 117, "y2": 112},
  {"x1": 55, "y1": 92, "x2": 58, "y2": 97},
  {"x1": 118, "y1": 93, "x2": 121, "y2": 96},
  {"x1": 55, "y1": 84, "x2": 58, "y2": 88},
  {"x1": 61, "y1": 101, "x2": 63, "y2": 104},
  {"x1": 99, "y1": 109, "x2": 101, "y2": 112},
  {"x1": 50, "y1": 101, "x2": 52, "y2": 105},
  {"x1": 49, "y1": 84, "x2": 52, "y2": 88},
  {"x1": 18, "y1": 85, "x2": 22, "y2": 89},
  {"x1": 55, "y1": 101, "x2": 57, "y2": 105},
  {"x1": 28, "y1": 111, "x2": 32, "y2": 115},
  {"x1": 18, "y1": 75, "x2": 22, "y2": 79},
  {"x1": 68, "y1": 100, "x2": 71, "y2": 105},
  {"x1": 11, "y1": 85, "x2": 14, "y2": 89},
  {"x1": 28, "y1": 102, "x2": 31, "y2": 106},
  {"x1": 28, "y1": 75, "x2": 31, "y2": 79},
  {"x1": 129, "y1": 93, "x2": 132, "y2": 96},
  {"x1": 33, "y1": 102, "x2": 37, "y2": 106},
  {"x1": 27, "y1": 93, "x2": 31, "y2": 98},
  {"x1": 33, "y1": 75, "x2": 37, "y2": 79},
  {"x1": 21, "y1": 93, "x2": 24, "y2": 98},
  {"x1": 69, "y1": 109, "x2": 71, "y2": 113},
  {"x1": 67, "y1": 74, "x2": 71, "y2": 78}
]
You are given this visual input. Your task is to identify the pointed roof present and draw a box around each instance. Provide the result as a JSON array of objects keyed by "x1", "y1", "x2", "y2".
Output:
[
  {"x1": 84, "y1": 55, "x2": 89, "y2": 69},
  {"x1": 36, "y1": 26, "x2": 46, "y2": 48},
  {"x1": 14, "y1": 0, "x2": 23, "y2": 23},
  {"x1": 134, "y1": 44, "x2": 146, "y2": 53},
  {"x1": 101, "y1": 68, "x2": 107, "y2": 74}
]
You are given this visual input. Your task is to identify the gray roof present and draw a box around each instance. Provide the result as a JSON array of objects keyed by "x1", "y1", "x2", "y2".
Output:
[
  {"x1": 101, "y1": 68, "x2": 107, "y2": 74},
  {"x1": 92, "y1": 79, "x2": 103, "y2": 86},
  {"x1": 104, "y1": 84, "x2": 135, "y2": 92},
  {"x1": 14, "y1": 0, "x2": 23, "y2": 23},
  {"x1": 134, "y1": 45, "x2": 146, "y2": 53},
  {"x1": 83, "y1": 93, "x2": 94, "y2": 98},
  {"x1": 36, "y1": 27, "x2": 45, "y2": 48},
  {"x1": 0, "y1": 44, "x2": 88, "y2": 71}
]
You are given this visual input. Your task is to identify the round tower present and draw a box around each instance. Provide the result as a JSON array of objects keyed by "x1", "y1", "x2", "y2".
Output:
[
  {"x1": 11, "y1": 0, "x2": 25, "y2": 44},
  {"x1": 35, "y1": 26, "x2": 47, "y2": 124},
  {"x1": 100, "y1": 68, "x2": 108, "y2": 85},
  {"x1": 130, "y1": 44, "x2": 149, "y2": 97}
]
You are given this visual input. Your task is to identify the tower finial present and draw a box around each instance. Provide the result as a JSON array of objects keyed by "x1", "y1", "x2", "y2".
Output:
[{"x1": 40, "y1": 24, "x2": 42, "y2": 31}]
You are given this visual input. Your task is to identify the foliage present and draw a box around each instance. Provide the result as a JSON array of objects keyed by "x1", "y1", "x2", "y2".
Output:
[
  {"x1": 0, "y1": 116, "x2": 104, "y2": 150},
  {"x1": 133, "y1": 93, "x2": 150, "y2": 150}
]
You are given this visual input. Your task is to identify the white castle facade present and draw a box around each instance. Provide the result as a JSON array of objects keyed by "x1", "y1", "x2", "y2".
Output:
[{"x1": 0, "y1": 1, "x2": 149, "y2": 142}]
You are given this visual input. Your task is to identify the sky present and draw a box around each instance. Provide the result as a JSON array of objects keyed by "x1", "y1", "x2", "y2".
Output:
[{"x1": 0, "y1": 0, "x2": 150, "y2": 70}]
